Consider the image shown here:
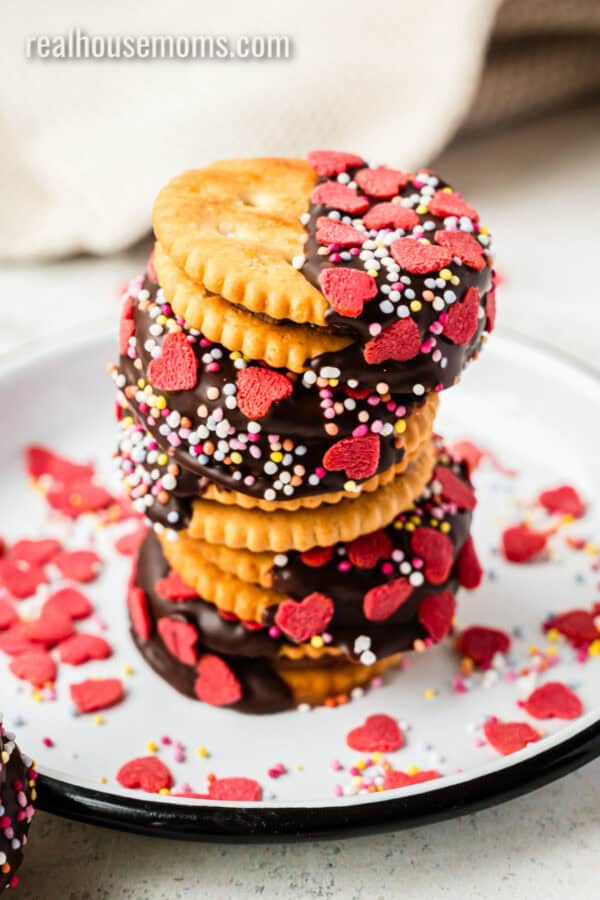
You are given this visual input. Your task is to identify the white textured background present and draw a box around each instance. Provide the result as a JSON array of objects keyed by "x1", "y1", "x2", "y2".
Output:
[{"x1": 3, "y1": 105, "x2": 600, "y2": 899}]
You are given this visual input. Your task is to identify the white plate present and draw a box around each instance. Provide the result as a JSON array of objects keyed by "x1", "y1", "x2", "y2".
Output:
[{"x1": 1, "y1": 327, "x2": 599, "y2": 839}]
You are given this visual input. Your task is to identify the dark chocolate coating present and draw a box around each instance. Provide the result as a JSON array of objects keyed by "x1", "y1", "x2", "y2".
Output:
[
  {"x1": 302, "y1": 167, "x2": 494, "y2": 392},
  {"x1": 117, "y1": 279, "x2": 424, "y2": 510},
  {"x1": 0, "y1": 724, "x2": 35, "y2": 890}
]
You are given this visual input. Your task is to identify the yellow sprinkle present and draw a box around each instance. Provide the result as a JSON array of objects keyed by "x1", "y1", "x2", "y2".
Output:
[
  {"x1": 146, "y1": 741, "x2": 158, "y2": 753},
  {"x1": 372, "y1": 751, "x2": 382, "y2": 763},
  {"x1": 584, "y1": 543, "x2": 599, "y2": 556},
  {"x1": 31, "y1": 789, "x2": 38, "y2": 802},
  {"x1": 415, "y1": 204, "x2": 428, "y2": 215},
  {"x1": 450, "y1": 275, "x2": 460, "y2": 286},
  {"x1": 137, "y1": 378, "x2": 146, "y2": 388},
  {"x1": 230, "y1": 452, "x2": 243, "y2": 465},
  {"x1": 367, "y1": 269, "x2": 378, "y2": 278},
  {"x1": 158, "y1": 454, "x2": 169, "y2": 466},
  {"x1": 394, "y1": 419, "x2": 407, "y2": 435},
  {"x1": 155, "y1": 396, "x2": 167, "y2": 410},
  {"x1": 123, "y1": 665, "x2": 134, "y2": 676},
  {"x1": 231, "y1": 351, "x2": 241, "y2": 359},
  {"x1": 546, "y1": 628, "x2": 560, "y2": 643},
  {"x1": 405, "y1": 522, "x2": 415, "y2": 532},
  {"x1": 344, "y1": 480, "x2": 358, "y2": 493},
  {"x1": 410, "y1": 300, "x2": 422, "y2": 313},
  {"x1": 158, "y1": 788, "x2": 171, "y2": 796},
  {"x1": 374, "y1": 239, "x2": 386, "y2": 248},
  {"x1": 528, "y1": 645, "x2": 539, "y2": 657},
  {"x1": 439, "y1": 268, "x2": 452, "y2": 280},
  {"x1": 94, "y1": 715, "x2": 105, "y2": 726},
  {"x1": 100, "y1": 776, "x2": 107, "y2": 785},
  {"x1": 407, "y1": 764, "x2": 420, "y2": 775},
  {"x1": 479, "y1": 226, "x2": 489, "y2": 235},
  {"x1": 352, "y1": 776, "x2": 363, "y2": 787},
  {"x1": 294, "y1": 763, "x2": 303, "y2": 772},
  {"x1": 588, "y1": 640, "x2": 600, "y2": 657},
  {"x1": 32, "y1": 691, "x2": 42, "y2": 703},
  {"x1": 310, "y1": 635, "x2": 324, "y2": 649},
  {"x1": 122, "y1": 416, "x2": 133, "y2": 428},
  {"x1": 440, "y1": 522, "x2": 451, "y2": 533},
  {"x1": 328, "y1": 378, "x2": 339, "y2": 388},
  {"x1": 197, "y1": 746, "x2": 210, "y2": 758},
  {"x1": 424, "y1": 688, "x2": 437, "y2": 699},
  {"x1": 545, "y1": 646, "x2": 557, "y2": 657},
  {"x1": 429, "y1": 519, "x2": 439, "y2": 528},
  {"x1": 270, "y1": 451, "x2": 283, "y2": 463},
  {"x1": 355, "y1": 759, "x2": 367, "y2": 771},
  {"x1": 441, "y1": 187, "x2": 453, "y2": 194},
  {"x1": 156, "y1": 314, "x2": 167, "y2": 325}
]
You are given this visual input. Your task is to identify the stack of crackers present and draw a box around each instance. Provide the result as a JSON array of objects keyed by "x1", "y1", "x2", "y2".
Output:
[{"x1": 112, "y1": 152, "x2": 496, "y2": 713}]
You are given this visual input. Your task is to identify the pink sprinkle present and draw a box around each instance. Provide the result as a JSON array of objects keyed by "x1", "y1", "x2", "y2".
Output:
[
  {"x1": 330, "y1": 253, "x2": 342, "y2": 263},
  {"x1": 206, "y1": 362, "x2": 220, "y2": 373},
  {"x1": 371, "y1": 677, "x2": 383, "y2": 689},
  {"x1": 42, "y1": 738, "x2": 54, "y2": 748},
  {"x1": 429, "y1": 322, "x2": 443, "y2": 335},
  {"x1": 161, "y1": 735, "x2": 172, "y2": 745},
  {"x1": 333, "y1": 784, "x2": 344, "y2": 797},
  {"x1": 338, "y1": 561, "x2": 351, "y2": 573},
  {"x1": 330, "y1": 759, "x2": 343, "y2": 771},
  {"x1": 268, "y1": 626, "x2": 281, "y2": 639},
  {"x1": 381, "y1": 562, "x2": 393, "y2": 575},
  {"x1": 473, "y1": 737, "x2": 486, "y2": 748},
  {"x1": 452, "y1": 675, "x2": 467, "y2": 694},
  {"x1": 352, "y1": 425, "x2": 369, "y2": 438},
  {"x1": 349, "y1": 247, "x2": 361, "y2": 256},
  {"x1": 315, "y1": 467, "x2": 326, "y2": 478},
  {"x1": 349, "y1": 766, "x2": 360, "y2": 776},
  {"x1": 167, "y1": 433, "x2": 182, "y2": 448}
]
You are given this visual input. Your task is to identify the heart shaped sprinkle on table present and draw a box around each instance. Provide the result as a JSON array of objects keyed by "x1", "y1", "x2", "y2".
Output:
[
  {"x1": 9, "y1": 651, "x2": 57, "y2": 687},
  {"x1": 0, "y1": 558, "x2": 47, "y2": 600},
  {"x1": 456, "y1": 625, "x2": 511, "y2": 668},
  {"x1": 117, "y1": 756, "x2": 173, "y2": 793},
  {"x1": 43, "y1": 587, "x2": 93, "y2": 621},
  {"x1": 483, "y1": 719, "x2": 540, "y2": 756},
  {"x1": 59, "y1": 633, "x2": 112, "y2": 665},
  {"x1": 523, "y1": 681, "x2": 583, "y2": 720},
  {"x1": 346, "y1": 714, "x2": 404, "y2": 752},
  {"x1": 537, "y1": 485, "x2": 586, "y2": 519},
  {"x1": 10, "y1": 538, "x2": 62, "y2": 566},
  {"x1": 208, "y1": 777, "x2": 263, "y2": 802},
  {"x1": 502, "y1": 523, "x2": 548, "y2": 563},
  {"x1": 70, "y1": 678, "x2": 124, "y2": 714},
  {"x1": 53, "y1": 549, "x2": 102, "y2": 583}
]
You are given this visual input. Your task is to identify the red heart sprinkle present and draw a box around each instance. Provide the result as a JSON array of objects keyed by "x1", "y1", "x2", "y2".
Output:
[
  {"x1": 443, "y1": 287, "x2": 480, "y2": 345},
  {"x1": 363, "y1": 317, "x2": 421, "y2": 365},
  {"x1": 502, "y1": 523, "x2": 547, "y2": 563},
  {"x1": 117, "y1": 756, "x2": 173, "y2": 793},
  {"x1": 53, "y1": 549, "x2": 102, "y2": 583},
  {"x1": 434, "y1": 464, "x2": 476, "y2": 510},
  {"x1": 59, "y1": 633, "x2": 112, "y2": 665},
  {"x1": 347, "y1": 714, "x2": 404, "y2": 752},
  {"x1": 524, "y1": 681, "x2": 583, "y2": 720},
  {"x1": 10, "y1": 651, "x2": 57, "y2": 686},
  {"x1": 322, "y1": 433, "x2": 380, "y2": 481},
  {"x1": 299, "y1": 546, "x2": 334, "y2": 568},
  {"x1": 457, "y1": 625, "x2": 510, "y2": 668},
  {"x1": 194, "y1": 654, "x2": 242, "y2": 706},
  {"x1": 274, "y1": 592, "x2": 334, "y2": 642},
  {"x1": 483, "y1": 719, "x2": 539, "y2": 756},
  {"x1": 307, "y1": 150, "x2": 364, "y2": 177},
  {"x1": 119, "y1": 317, "x2": 135, "y2": 356},
  {"x1": 383, "y1": 769, "x2": 440, "y2": 790},
  {"x1": 363, "y1": 577, "x2": 414, "y2": 622},
  {"x1": 115, "y1": 525, "x2": 148, "y2": 557},
  {"x1": 208, "y1": 777, "x2": 263, "y2": 802},
  {"x1": 147, "y1": 331, "x2": 199, "y2": 392},
  {"x1": 128, "y1": 586, "x2": 151, "y2": 642},
  {"x1": 450, "y1": 440, "x2": 486, "y2": 475},
  {"x1": 46, "y1": 481, "x2": 114, "y2": 519},
  {"x1": 23, "y1": 611, "x2": 75, "y2": 647},
  {"x1": 347, "y1": 529, "x2": 394, "y2": 569},
  {"x1": 70, "y1": 678, "x2": 124, "y2": 714},
  {"x1": 411, "y1": 527, "x2": 454, "y2": 585},
  {"x1": 538, "y1": 485, "x2": 585, "y2": 519},
  {"x1": 434, "y1": 230, "x2": 486, "y2": 269},
  {"x1": 319, "y1": 267, "x2": 377, "y2": 318},
  {"x1": 456, "y1": 536, "x2": 484, "y2": 589},
  {"x1": 0, "y1": 558, "x2": 47, "y2": 599},
  {"x1": 354, "y1": 167, "x2": 409, "y2": 198},
  {"x1": 155, "y1": 570, "x2": 198, "y2": 602},
  {"x1": 546, "y1": 609, "x2": 599, "y2": 644},
  {"x1": 43, "y1": 587, "x2": 93, "y2": 621},
  {"x1": 429, "y1": 190, "x2": 479, "y2": 221},
  {"x1": 315, "y1": 217, "x2": 366, "y2": 247},
  {"x1": 485, "y1": 290, "x2": 496, "y2": 332},
  {"x1": 236, "y1": 367, "x2": 293, "y2": 420},
  {"x1": 311, "y1": 181, "x2": 369, "y2": 214},
  {"x1": 363, "y1": 203, "x2": 419, "y2": 231},
  {"x1": 0, "y1": 624, "x2": 39, "y2": 656},
  {"x1": 0, "y1": 597, "x2": 18, "y2": 631},
  {"x1": 157, "y1": 616, "x2": 199, "y2": 665},
  {"x1": 418, "y1": 591, "x2": 456, "y2": 641},
  {"x1": 391, "y1": 238, "x2": 452, "y2": 274},
  {"x1": 25, "y1": 445, "x2": 94, "y2": 484},
  {"x1": 11, "y1": 538, "x2": 62, "y2": 566},
  {"x1": 147, "y1": 249, "x2": 158, "y2": 282}
]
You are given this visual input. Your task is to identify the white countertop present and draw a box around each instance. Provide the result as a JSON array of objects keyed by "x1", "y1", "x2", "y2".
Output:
[{"x1": 4, "y1": 104, "x2": 600, "y2": 899}]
